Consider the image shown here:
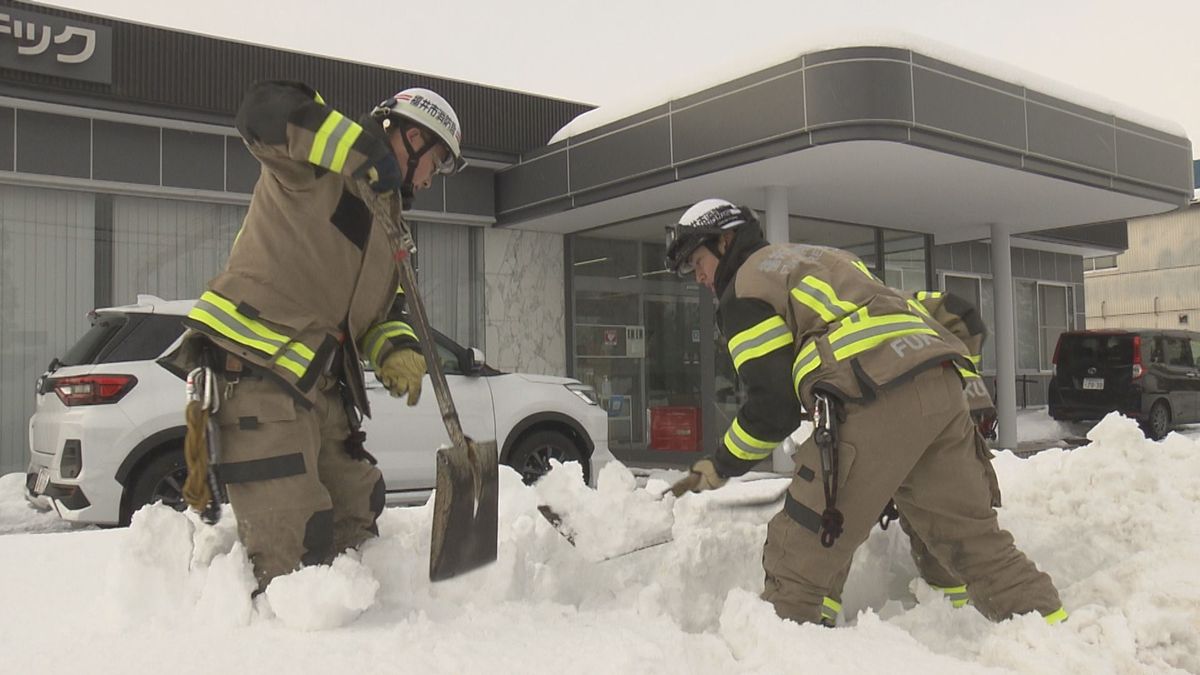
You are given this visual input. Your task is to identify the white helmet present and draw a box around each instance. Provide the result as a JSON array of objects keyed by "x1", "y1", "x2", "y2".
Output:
[
  {"x1": 664, "y1": 199, "x2": 752, "y2": 275},
  {"x1": 372, "y1": 87, "x2": 466, "y2": 174}
]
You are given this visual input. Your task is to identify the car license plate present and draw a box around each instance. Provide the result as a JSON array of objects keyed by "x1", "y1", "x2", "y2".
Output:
[
  {"x1": 34, "y1": 468, "x2": 51, "y2": 494},
  {"x1": 1082, "y1": 377, "x2": 1104, "y2": 390}
]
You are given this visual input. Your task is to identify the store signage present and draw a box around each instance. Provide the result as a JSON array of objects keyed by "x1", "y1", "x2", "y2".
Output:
[{"x1": 0, "y1": 7, "x2": 112, "y2": 84}]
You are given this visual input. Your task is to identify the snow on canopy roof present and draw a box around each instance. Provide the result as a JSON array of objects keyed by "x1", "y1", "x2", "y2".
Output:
[{"x1": 548, "y1": 28, "x2": 1186, "y2": 145}]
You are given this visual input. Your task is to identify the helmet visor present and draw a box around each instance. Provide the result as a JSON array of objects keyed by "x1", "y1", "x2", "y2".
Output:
[
  {"x1": 429, "y1": 143, "x2": 467, "y2": 176},
  {"x1": 664, "y1": 226, "x2": 706, "y2": 277}
]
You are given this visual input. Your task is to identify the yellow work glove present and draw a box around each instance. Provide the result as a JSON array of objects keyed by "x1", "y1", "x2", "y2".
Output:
[
  {"x1": 669, "y1": 458, "x2": 728, "y2": 497},
  {"x1": 379, "y1": 349, "x2": 425, "y2": 406}
]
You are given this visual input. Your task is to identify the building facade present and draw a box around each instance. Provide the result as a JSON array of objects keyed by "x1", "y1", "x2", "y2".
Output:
[
  {"x1": 1086, "y1": 198, "x2": 1200, "y2": 331},
  {"x1": 1, "y1": 1, "x2": 1192, "y2": 475}
]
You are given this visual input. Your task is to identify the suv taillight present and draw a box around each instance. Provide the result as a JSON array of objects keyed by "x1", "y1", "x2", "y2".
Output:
[
  {"x1": 1131, "y1": 335, "x2": 1143, "y2": 380},
  {"x1": 51, "y1": 375, "x2": 138, "y2": 406}
]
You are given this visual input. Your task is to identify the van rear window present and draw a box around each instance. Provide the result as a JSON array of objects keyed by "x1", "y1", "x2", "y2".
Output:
[{"x1": 1058, "y1": 335, "x2": 1133, "y2": 368}]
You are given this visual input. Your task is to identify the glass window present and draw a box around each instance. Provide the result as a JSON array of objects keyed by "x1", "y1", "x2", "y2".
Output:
[
  {"x1": 943, "y1": 274, "x2": 990, "y2": 370},
  {"x1": 789, "y1": 216, "x2": 874, "y2": 259},
  {"x1": 1164, "y1": 338, "x2": 1193, "y2": 367},
  {"x1": 573, "y1": 236, "x2": 639, "y2": 279},
  {"x1": 980, "y1": 278, "x2": 995, "y2": 372},
  {"x1": 61, "y1": 314, "x2": 127, "y2": 367},
  {"x1": 101, "y1": 314, "x2": 186, "y2": 362},
  {"x1": 1038, "y1": 285, "x2": 1071, "y2": 371},
  {"x1": 112, "y1": 195, "x2": 244, "y2": 304},
  {"x1": 1014, "y1": 280, "x2": 1040, "y2": 371},
  {"x1": 1083, "y1": 255, "x2": 1118, "y2": 272},
  {"x1": 883, "y1": 230, "x2": 927, "y2": 293}
]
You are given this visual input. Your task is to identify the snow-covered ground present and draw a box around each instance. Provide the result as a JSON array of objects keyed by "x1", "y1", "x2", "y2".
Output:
[{"x1": 2, "y1": 411, "x2": 1198, "y2": 674}]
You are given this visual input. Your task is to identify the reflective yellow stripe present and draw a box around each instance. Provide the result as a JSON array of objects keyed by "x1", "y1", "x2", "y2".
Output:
[
  {"x1": 363, "y1": 322, "x2": 417, "y2": 368},
  {"x1": 851, "y1": 260, "x2": 876, "y2": 280},
  {"x1": 275, "y1": 351, "x2": 309, "y2": 379},
  {"x1": 821, "y1": 596, "x2": 841, "y2": 624},
  {"x1": 309, "y1": 112, "x2": 342, "y2": 167},
  {"x1": 307, "y1": 111, "x2": 363, "y2": 172},
  {"x1": 908, "y1": 298, "x2": 933, "y2": 317},
  {"x1": 969, "y1": 354, "x2": 982, "y2": 367},
  {"x1": 187, "y1": 292, "x2": 315, "y2": 378},
  {"x1": 188, "y1": 306, "x2": 282, "y2": 357},
  {"x1": 828, "y1": 310, "x2": 936, "y2": 361},
  {"x1": 728, "y1": 315, "x2": 792, "y2": 372},
  {"x1": 791, "y1": 342, "x2": 821, "y2": 394},
  {"x1": 916, "y1": 290, "x2": 943, "y2": 302},
  {"x1": 197, "y1": 292, "x2": 294, "y2": 348},
  {"x1": 330, "y1": 123, "x2": 363, "y2": 174},
  {"x1": 791, "y1": 275, "x2": 858, "y2": 323},
  {"x1": 313, "y1": 91, "x2": 326, "y2": 105},
  {"x1": 958, "y1": 366, "x2": 981, "y2": 380},
  {"x1": 932, "y1": 584, "x2": 970, "y2": 608},
  {"x1": 723, "y1": 417, "x2": 777, "y2": 461},
  {"x1": 1044, "y1": 607, "x2": 1068, "y2": 625}
]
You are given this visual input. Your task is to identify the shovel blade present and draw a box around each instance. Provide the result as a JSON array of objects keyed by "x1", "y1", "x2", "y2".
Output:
[{"x1": 429, "y1": 438, "x2": 499, "y2": 581}]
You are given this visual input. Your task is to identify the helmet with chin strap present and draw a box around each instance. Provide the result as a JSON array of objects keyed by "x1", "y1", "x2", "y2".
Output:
[
  {"x1": 664, "y1": 199, "x2": 753, "y2": 276},
  {"x1": 370, "y1": 87, "x2": 466, "y2": 207}
]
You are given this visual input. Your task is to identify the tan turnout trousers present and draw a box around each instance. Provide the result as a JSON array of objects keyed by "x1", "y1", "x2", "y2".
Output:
[
  {"x1": 214, "y1": 371, "x2": 385, "y2": 590},
  {"x1": 763, "y1": 364, "x2": 1061, "y2": 624}
]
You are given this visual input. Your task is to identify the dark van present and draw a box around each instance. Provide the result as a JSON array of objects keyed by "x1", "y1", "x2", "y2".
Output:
[{"x1": 1048, "y1": 329, "x2": 1200, "y2": 439}]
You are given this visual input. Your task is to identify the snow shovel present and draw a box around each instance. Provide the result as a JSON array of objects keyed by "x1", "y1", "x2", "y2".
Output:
[
  {"x1": 539, "y1": 477, "x2": 790, "y2": 561},
  {"x1": 360, "y1": 187, "x2": 498, "y2": 582}
]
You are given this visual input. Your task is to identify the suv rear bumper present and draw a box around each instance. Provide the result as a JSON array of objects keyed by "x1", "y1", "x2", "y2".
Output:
[{"x1": 25, "y1": 472, "x2": 92, "y2": 512}]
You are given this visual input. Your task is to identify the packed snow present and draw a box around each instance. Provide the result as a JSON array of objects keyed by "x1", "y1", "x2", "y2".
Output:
[{"x1": 2, "y1": 411, "x2": 1199, "y2": 674}]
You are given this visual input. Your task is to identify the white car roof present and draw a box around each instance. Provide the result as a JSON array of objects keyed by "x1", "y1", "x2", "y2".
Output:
[{"x1": 97, "y1": 294, "x2": 195, "y2": 316}]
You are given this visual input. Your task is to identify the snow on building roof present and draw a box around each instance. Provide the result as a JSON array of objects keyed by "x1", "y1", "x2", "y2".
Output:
[{"x1": 549, "y1": 28, "x2": 1186, "y2": 145}]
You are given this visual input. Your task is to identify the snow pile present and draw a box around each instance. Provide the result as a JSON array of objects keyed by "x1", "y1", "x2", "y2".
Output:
[
  {"x1": 1, "y1": 410, "x2": 1199, "y2": 673},
  {"x1": 265, "y1": 554, "x2": 380, "y2": 631},
  {"x1": 534, "y1": 460, "x2": 674, "y2": 561}
]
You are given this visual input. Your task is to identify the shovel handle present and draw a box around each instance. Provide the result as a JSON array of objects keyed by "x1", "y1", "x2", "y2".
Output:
[{"x1": 359, "y1": 187, "x2": 468, "y2": 450}]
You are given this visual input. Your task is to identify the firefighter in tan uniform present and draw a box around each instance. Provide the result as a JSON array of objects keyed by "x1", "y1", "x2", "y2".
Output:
[
  {"x1": 162, "y1": 81, "x2": 466, "y2": 590},
  {"x1": 665, "y1": 199, "x2": 1065, "y2": 626},
  {"x1": 897, "y1": 290, "x2": 1000, "y2": 607}
]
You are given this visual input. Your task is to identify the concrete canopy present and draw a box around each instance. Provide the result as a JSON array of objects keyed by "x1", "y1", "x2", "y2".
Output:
[{"x1": 496, "y1": 46, "x2": 1193, "y2": 242}]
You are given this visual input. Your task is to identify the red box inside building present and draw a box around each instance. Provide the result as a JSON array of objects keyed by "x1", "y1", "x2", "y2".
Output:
[{"x1": 649, "y1": 406, "x2": 701, "y2": 452}]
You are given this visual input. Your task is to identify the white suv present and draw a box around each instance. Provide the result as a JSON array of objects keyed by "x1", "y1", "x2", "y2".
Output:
[{"x1": 25, "y1": 295, "x2": 613, "y2": 526}]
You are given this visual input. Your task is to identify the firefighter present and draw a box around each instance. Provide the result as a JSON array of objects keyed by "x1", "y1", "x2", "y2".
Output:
[
  {"x1": 161, "y1": 81, "x2": 465, "y2": 590},
  {"x1": 665, "y1": 198, "x2": 1065, "y2": 626}
]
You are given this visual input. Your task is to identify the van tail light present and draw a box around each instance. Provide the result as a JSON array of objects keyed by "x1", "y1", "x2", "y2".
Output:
[
  {"x1": 1131, "y1": 336, "x2": 1143, "y2": 380},
  {"x1": 51, "y1": 375, "x2": 138, "y2": 406}
]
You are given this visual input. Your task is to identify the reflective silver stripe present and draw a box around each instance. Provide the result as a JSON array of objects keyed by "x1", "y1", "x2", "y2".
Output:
[
  {"x1": 724, "y1": 417, "x2": 777, "y2": 460},
  {"x1": 316, "y1": 115, "x2": 354, "y2": 170},
  {"x1": 793, "y1": 278, "x2": 851, "y2": 321},
  {"x1": 729, "y1": 323, "x2": 792, "y2": 369},
  {"x1": 191, "y1": 297, "x2": 286, "y2": 355},
  {"x1": 792, "y1": 346, "x2": 820, "y2": 390},
  {"x1": 829, "y1": 320, "x2": 922, "y2": 355},
  {"x1": 280, "y1": 343, "x2": 313, "y2": 371}
]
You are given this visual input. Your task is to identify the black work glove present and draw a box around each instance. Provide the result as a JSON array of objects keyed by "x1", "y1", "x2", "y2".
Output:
[{"x1": 365, "y1": 152, "x2": 403, "y2": 194}]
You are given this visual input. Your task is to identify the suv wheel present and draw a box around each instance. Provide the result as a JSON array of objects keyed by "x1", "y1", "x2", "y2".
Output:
[
  {"x1": 507, "y1": 430, "x2": 584, "y2": 485},
  {"x1": 1143, "y1": 401, "x2": 1172, "y2": 441},
  {"x1": 124, "y1": 448, "x2": 189, "y2": 524}
]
